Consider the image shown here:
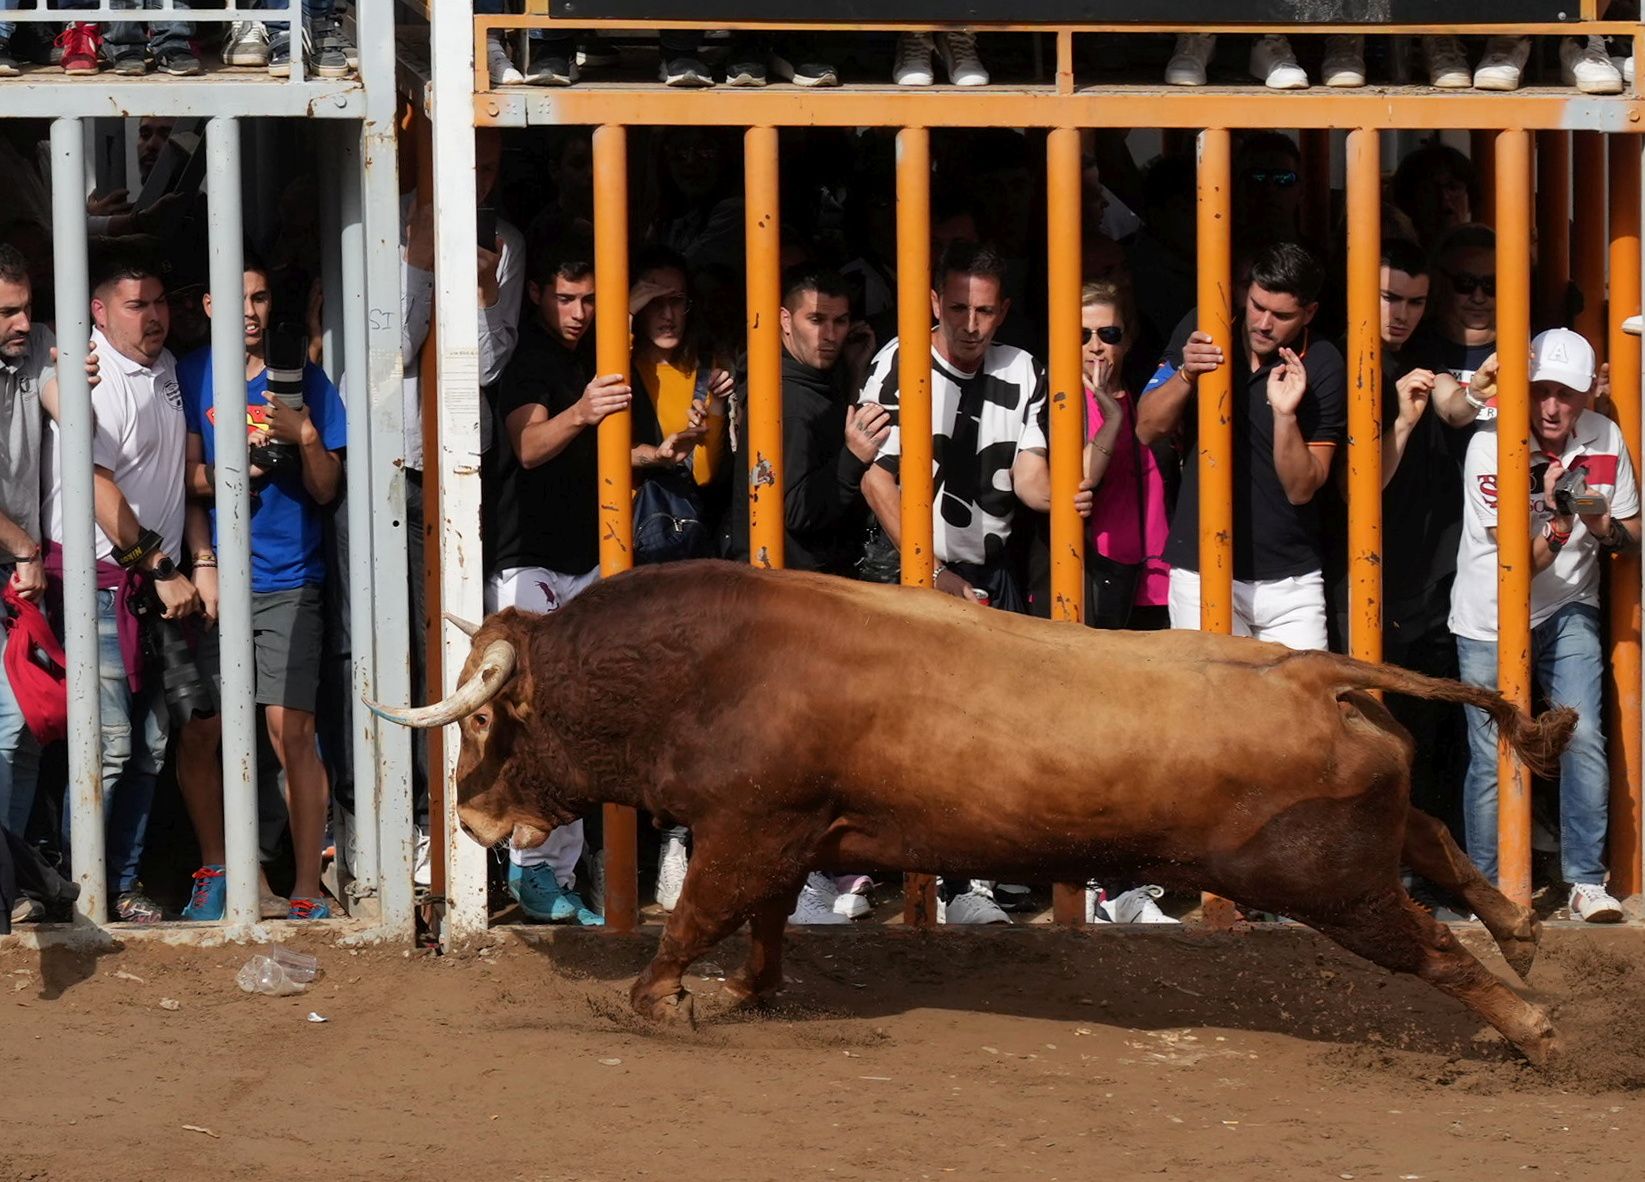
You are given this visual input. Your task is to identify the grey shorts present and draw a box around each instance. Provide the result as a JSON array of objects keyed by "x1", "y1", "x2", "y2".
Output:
[{"x1": 195, "y1": 585, "x2": 326, "y2": 713}]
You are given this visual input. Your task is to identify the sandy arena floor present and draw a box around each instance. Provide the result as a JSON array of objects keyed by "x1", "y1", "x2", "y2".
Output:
[{"x1": 4, "y1": 923, "x2": 1644, "y2": 1181}]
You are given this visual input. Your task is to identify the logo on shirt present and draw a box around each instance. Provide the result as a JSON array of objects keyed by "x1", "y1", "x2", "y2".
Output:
[
  {"x1": 203, "y1": 404, "x2": 273, "y2": 438},
  {"x1": 159, "y1": 377, "x2": 183, "y2": 411},
  {"x1": 1477, "y1": 473, "x2": 1499, "y2": 509}
]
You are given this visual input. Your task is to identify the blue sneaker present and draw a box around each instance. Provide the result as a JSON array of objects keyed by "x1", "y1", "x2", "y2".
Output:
[
  {"x1": 181, "y1": 865, "x2": 227, "y2": 921},
  {"x1": 507, "y1": 862, "x2": 604, "y2": 926},
  {"x1": 288, "y1": 897, "x2": 332, "y2": 920}
]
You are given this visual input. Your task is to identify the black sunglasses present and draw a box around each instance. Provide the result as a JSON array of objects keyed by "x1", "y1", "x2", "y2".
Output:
[
  {"x1": 1245, "y1": 169, "x2": 1299, "y2": 188},
  {"x1": 1083, "y1": 325, "x2": 1125, "y2": 345},
  {"x1": 1447, "y1": 270, "x2": 1497, "y2": 299}
]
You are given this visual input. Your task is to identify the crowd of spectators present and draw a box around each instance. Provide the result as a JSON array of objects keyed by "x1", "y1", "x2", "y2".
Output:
[{"x1": 0, "y1": 113, "x2": 1638, "y2": 931}]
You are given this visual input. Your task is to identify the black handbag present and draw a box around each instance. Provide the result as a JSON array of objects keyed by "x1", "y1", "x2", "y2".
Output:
[
  {"x1": 633, "y1": 365, "x2": 714, "y2": 565},
  {"x1": 1085, "y1": 401, "x2": 1149, "y2": 631}
]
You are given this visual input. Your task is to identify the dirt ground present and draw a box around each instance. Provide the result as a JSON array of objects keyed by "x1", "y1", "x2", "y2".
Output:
[{"x1": 4, "y1": 923, "x2": 1645, "y2": 1182}]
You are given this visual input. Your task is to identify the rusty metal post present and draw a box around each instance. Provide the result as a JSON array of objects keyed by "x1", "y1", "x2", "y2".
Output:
[
  {"x1": 1536, "y1": 131, "x2": 1571, "y2": 330},
  {"x1": 1607, "y1": 134, "x2": 1643, "y2": 898},
  {"x1": 1472, "y1": 129, "x2": 1498, "y2": 227},
  {"x1": 1573, "y1": 132, "x2": 1608, "y2": 363},
  {"x1": 745, "y1": 127, "x2": 784, "y2": 573},
  {"x1": 1197, "y1": 128, "x2": 1238, "y2": 930},
  {"x1": 595, "y1": 125, "x2": 639, "y2": 932},
  {"x1": 1299, "y1": 128, "x2": 1333, "y2": 252},
  {"x1": 1346, "y1": 128, "x2": 1383, "y2": 665},
  {"x1": 1047, "y1": 127, "x2": 1086, "y2": 927},
  {"x1": 1495, "y1": 129, "x2": 1534, "y2": 908},
  {"x1": 896, "y1": 126, "x2": 939, "y2": 929}
]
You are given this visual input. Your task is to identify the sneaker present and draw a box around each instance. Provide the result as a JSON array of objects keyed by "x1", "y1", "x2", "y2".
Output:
[
  {"x1": 11, "y1": 896, "x2": 45, "y2": 924},
  {"x1": 656, "y1": 831, "x2": 689, "y2": 912},
  {"x1": 936, "y1": 31, "x2": 988, "y2": 86},
  {"x1": 56, "y1": 22, "x2": 101, "y2": 75},
  {"x1": 288, "y1": 896, "x2": 332, "y2": 920},
  {"x1": 1083, "y1": 885, "x2": 1114, "y2": 924},
  {"x1": 507, "y1": 861, "x2": 604, "y2": 925},
  {"x1": 1561, "y1": 35, "x2": 1623, "y2": 95},
  {"x1": 309, "y1": 18, "x2": 350, "y2": 79},
  {"x1": 223, "y1": 20, "x2": 270, "y2": 67},
  {"x1": 1569, "y1": 882, "x2": 1625, "y2": 923},
  {"x1": 523, "y1": 53, "x2": 576, "y2": 87},
  {"x1": 1250, "y1": 34, "x2": 1307, "y2": 89},
  {"x1": 156, "y1": 47, "x2": 202, "y2": 76},
  {"x1": 788, "y1": 872, "x2": 850, "y2": 924},
  {"x1": 575, "y1": 38, "x2": 619, "y2": 68},
  {"x1": 660, "y1": 56, "x2": 713, "y2": 87},
  {"x1": 114, "y1": 885, "x2": 164, "y2": 924},
  {"x1": 993, "y1": 882, "x2": 1034, "y2": 912},
  {"x1": 0, "y1": 38, "x2": 18, "y2": 77},
  {"x1": 772, "y1": 51, "x2": 838, "y2": 87},
  {"x1": 832, "y1": 874, "x2": 871, "y2": 919},
  {"x1": 892, "y1": 32, "x2": 934, "y2": 86},
  {"x1": 1322, "y1": 33, "x2": 1365, "y2": 87},
  {"x1": 181, "y1": 865, "x2": 227, "y2": 922},
  {"x1": 486, "y1": 31, "x2": 522, "y2": 86},
  {"x1": 943, "y1": 880, "x2": 1011, "y2": 925},
  {"x1": 1473, "y1": 35, "x2": 1530, "y2": 91},
  {"x1": 725, "y1": 56, "x2": 767, "y2": 86},
  {"x1": 111, "y1": 46, "x2": 149, "y2": 76},
  {"x1": 412, "y1": 824, "x2": 431, "y2": 888},
  {"x1": 1424, "y1": 35, "x2": 1472, "y2": 89},
  {"x1": 1105, "y1": 884, "x2": 1181, "y2": 924},
  {"x1": 1165, "y1": 32, "x2": 1215, "y2": 86}
]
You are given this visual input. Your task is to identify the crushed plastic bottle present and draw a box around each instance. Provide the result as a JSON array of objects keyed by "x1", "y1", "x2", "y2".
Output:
[
  {"x1": 236, "y1": 944, "x2": 319, "y2": 996},
  {"x1": 268, "y1": 944, "x2": 319, "y2": 983}
]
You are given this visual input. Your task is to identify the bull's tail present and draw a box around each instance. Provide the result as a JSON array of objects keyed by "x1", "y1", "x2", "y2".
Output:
[{"x1": 1318, "y1": 654, "x2": 1577, "y2": 779}]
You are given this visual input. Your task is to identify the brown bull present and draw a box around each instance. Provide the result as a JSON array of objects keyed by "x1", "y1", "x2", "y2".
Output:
[{"x1": 371, "y1": 561, "x2": 1573, "y2": 1065}]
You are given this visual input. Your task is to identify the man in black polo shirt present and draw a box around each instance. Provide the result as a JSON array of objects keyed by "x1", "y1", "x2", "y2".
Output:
[
  {"x1": 1137, "y1": 241, "x2": 1346, "y2": 649},
  {"x1": 482, "y1": 229, "x2": 627, "y2": 926}
]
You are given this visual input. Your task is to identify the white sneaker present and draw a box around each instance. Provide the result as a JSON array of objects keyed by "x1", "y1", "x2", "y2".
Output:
[
  {"x1": 1474, "y1": 35, "x2": 1530, "y2": 91},
  {"x1": 1083, "y1": 884, "x2": 1114, "y2": 924},
  {"x1": 1569, "y1": 882, "x2": 1625, "y2": 923},
  {"x1": 656, "y1": 831, "x2": 688, "y2": 912},
  {"x1": 789, "y1": 872, "x2": 850, "y2": 924},
  {"x1": 1106, "y1": 885, "x2": 1180, "y2": 924},
  {"x1": 223, "y1": 20, "x2": 270, "y2": 67},
  {"x1": 1321, "y1": 34, "x2": 1365, "y2": 87},
  {"x1": 832, "y1": 874, "x2": 871, "y2": 919},
  {"x1": 943, "y1": 880, "x2": 1011, "y2": 925},
  {"x1": 412, "y1": 824, "x2": 431, "y2": 887},
  {"x1": 1165, "y1": 32, "x2": 1215, "y2": 86},
  {"x1": 486, "y1": 32, "x2": 522, "y2": 86},
  {"x1": 1562, "y1": 35, "x2": 1623, "y2": 94},
  {"x1": 1250, "y1": 34, "x2": 1308, "y2": 89},
  {"x1": 1423, "y1": 35, "x2": 1471, "y2": 89},
  {"x1": 936, "y1": 31, "x2": 988, "y2": 86},
  {"x1": 893, "y1": 32, "x2": 934, "y2": 86}
]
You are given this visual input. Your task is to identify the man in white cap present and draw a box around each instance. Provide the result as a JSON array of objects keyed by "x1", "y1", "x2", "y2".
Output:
[{"x1": 1450, "y1": 328, "x2": 1640, "y2": 922}]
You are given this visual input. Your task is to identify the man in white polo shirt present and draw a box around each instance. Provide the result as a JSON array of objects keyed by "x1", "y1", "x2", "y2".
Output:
[
  {"x1": 40, "y1": 237, "x2": 214, "y2": 923},
  {"x1": 1451, "y1": 328, "x2": 1640, "y2": 923}
]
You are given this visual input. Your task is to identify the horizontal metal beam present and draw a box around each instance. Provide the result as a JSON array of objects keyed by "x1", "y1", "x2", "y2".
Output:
[
  {"x1": 477, "y1": 87, "x2": 1645, "y2": 133},
  {"x1": 547, "y1": 0, "x2": 1575, "y2": 18},
  {"x1": 0, "y1": 80, "x2": 365, "y2": 120}
]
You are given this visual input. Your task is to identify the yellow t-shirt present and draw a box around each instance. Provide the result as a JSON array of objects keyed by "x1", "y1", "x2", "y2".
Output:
[{"x1": 632, "y1": 353, "x2": 727, "y2": 487}]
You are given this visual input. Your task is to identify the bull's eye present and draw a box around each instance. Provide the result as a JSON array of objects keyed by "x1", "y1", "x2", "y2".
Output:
[{"x1": 473, "y1": 711, "x2": 489, "y2": 728}]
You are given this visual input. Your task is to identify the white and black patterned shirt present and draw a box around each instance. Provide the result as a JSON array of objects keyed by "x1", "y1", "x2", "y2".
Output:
[{"x1": 857, "y1": 337, "x2": 1047, "y2": 567}]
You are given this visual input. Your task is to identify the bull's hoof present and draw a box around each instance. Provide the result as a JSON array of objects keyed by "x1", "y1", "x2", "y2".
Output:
[
  {"x1": 722, "y1": 969, "x2": 784, "y2": 1008},
  {"x1": 1513, "y1": 1006, "x2": 1561, "y2": 1070},
  {"x1": 633, "y1": 988, "x2": 697, "y2": 1028},
  {"x1": 1500, "y1": 911, "x2": 1543, "y2": 982}
]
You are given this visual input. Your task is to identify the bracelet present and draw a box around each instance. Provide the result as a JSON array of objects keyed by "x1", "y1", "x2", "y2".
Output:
[
  {"x1": 193, "y1": 559, "x2": 218, "y2": 570},
  {"x1": 13, "y1": 546, "x2": 41, "y2": 564},
  {"x1": 1464, "y1": 389, "x2": 1489, "y2": 413},
  {"x1": 1092, "y1": 442, "x2": 1114, "y2": 456}
]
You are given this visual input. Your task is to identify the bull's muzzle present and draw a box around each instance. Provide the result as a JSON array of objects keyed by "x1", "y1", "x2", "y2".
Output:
[{"x1": 364, "y1": 638, "x2": 517, "y2": 728}]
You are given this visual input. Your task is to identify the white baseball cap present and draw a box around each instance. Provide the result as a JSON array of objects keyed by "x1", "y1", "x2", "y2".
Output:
[{"x1": 1529, "y1": 328, "x2": 1596, "y2": 392}]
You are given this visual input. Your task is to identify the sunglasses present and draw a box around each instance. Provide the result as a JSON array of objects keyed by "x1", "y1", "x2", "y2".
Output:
[
  {"x1": 1447, "y1": 270, "x2": 1496, "y2": 299},
  {"x1": 1083, "y1": 326, "x2": 1125, "y2": 345},
  {"x1": 1245, "y1": 169, "x2": 1299, "y2": 188}
]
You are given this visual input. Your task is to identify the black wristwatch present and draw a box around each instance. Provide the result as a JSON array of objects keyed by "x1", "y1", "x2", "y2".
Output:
[{"x1": 151, "y1": 554, "x2": 181, "y2": 580}]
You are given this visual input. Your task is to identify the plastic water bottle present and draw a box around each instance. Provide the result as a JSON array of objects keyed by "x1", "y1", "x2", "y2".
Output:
[{"x1": 235, "y1": 944, "x2": 317, "y2": 996}]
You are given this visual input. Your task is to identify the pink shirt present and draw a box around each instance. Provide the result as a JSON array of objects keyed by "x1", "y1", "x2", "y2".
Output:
[{"x1": 1085, "y1": 385, "x2": 1171, "y2": 606}]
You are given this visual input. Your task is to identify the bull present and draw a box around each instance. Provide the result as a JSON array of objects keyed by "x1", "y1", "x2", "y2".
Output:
[{"x1": 370, "y1": 561, "x2": 1572, "y2": 1065}]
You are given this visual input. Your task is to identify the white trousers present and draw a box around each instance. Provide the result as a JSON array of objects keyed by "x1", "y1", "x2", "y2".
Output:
[
  {"x1": 1167, "y1": 567, "x2": 1329, "y2": 652},
  {"x1": 486, "y1": 565, "x2": 601, "y2": 881}
]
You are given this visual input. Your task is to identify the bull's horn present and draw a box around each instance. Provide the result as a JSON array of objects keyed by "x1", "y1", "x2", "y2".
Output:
[
  {"x1": 444, "y1": 612, "x2": 482, "y2": 638},
  {"x1": 364, "y1": 639, "x2": 517, "y2": 728}
]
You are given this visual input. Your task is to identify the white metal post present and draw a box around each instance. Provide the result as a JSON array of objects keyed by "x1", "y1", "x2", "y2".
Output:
[
  {"x1": 429, "y1": 0, "x2": 490, "y2": 944},
  {"x1": 206, "y1": 117, "x2": 261, "y2": 931},
  {"x1": 49, "y1": 119, "x2": 107, "y2": 926}
]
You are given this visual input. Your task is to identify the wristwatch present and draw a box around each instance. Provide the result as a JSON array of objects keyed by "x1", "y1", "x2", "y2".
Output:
[{"x1": 151, "y1": 554, "x2": 181, "y2": 580}]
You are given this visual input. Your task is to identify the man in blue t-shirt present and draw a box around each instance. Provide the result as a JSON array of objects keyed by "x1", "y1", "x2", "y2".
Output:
[{"x1": 173, "y1": 258, "x2": 346, "y2": 923}]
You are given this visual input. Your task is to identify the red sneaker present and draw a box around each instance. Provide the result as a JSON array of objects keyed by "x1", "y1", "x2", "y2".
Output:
[{"x1": 56, "y1": 22, "x2": 101, "y2": 75}]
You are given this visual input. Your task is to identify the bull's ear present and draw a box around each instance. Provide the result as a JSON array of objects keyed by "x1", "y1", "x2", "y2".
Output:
[{"x1": 504, "y1": 672, "x2": 533, "y2": 720}]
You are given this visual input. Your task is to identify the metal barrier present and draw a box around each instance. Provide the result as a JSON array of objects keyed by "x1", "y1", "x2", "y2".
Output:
[{"x1": 404, "y1": 6, "x2": 1645, "y2": 942}]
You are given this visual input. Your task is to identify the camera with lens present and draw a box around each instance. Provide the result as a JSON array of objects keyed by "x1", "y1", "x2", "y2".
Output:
[
  {"x1": 128, "y1": 580, "x2": 218, "y2": 726},
  {"x1": 251, "y1": 273, "x2": 310, "y2": 478},
  {"x1": 1531, "y1": 455, "x2": 1610, "y2": 519}
]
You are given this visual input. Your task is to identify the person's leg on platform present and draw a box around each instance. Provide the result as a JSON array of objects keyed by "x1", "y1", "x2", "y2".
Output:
[{"x1": 1455, "y1": 633, "x2": 1502, "y2": 885}]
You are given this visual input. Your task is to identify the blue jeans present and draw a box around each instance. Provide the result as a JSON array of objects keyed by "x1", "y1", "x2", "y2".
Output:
[
  {"x1": 58, "y1": 589, "x2": 166, "y2": 896},
  {"x1": 0, "y1": 0, "x2": 15, "y2": 45},
  {"x1": 0, "y1": 622, "x2": 42, "y2": 835},
  {"x1": 105, "y1": 0, "x2": 193, "y2": 53},
  {"x1": 1455, "y1": 602, "x2": 1611, "y2": 886}
]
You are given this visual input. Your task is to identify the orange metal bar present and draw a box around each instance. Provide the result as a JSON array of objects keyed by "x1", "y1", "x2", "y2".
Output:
[
  {"x1": 1197, "y1": 128, "x2": 1238, "y2": 931},
  {"x1": 896, "y1": 127, "x2": 939, "y2": 929},
  {"x1": 1047, "y1": 127, "x2": 1086, "y2": 927},
  {"x1": 1606, "y1": 134, "x2": 1643, "y2": 899},
  {"x1": 1300, "y1": 128, "x2": 1333, "y2": 251},
  {"x1": 1572, "y1": 131, "x2": 1609, "y2": 363},
  {"x1": 1346, "y1": 127, "x2": 1383, "y2": 666},
  {"x1": 1473, "y1": 129, "x2": 1498, "y2": 227},
  {"x1": 744, "y1": 127, "x2": 785, "y2": 573},
  {"x1": 1495, "y1": 129, "x2": 1534, "y2": 908},
  {"x1": 594, "y1": 124, "x2": 639, "y2": 932},
  {"x1": 1535, "y1": 131, "x2": 1572, "y2": 331}
]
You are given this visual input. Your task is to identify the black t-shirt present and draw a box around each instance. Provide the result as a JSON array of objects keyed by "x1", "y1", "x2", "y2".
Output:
[
  {"x1": 1403, "y1": 329, "x2": 1495, "y2": 394},
  {"x1": 483, "y1": 318, "x2": 600, "y2": 576},
  {"x1": 1154, "y1": 313, "x2": 1348, "y2": 580}
]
